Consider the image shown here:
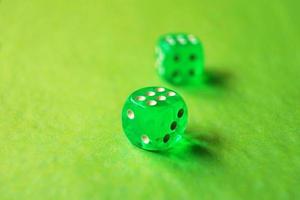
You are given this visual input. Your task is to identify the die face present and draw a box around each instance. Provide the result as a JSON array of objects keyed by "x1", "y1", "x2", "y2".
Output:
[
  {"x1": 156, "y1": 33, "x2": 204, "y2": 85},
  {"x1": 122, "y1": 87, "x2": 188, "y2": 151}
]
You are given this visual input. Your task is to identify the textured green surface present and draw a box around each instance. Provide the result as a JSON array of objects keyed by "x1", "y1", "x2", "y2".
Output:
[{"x1": 0, "y1": 0, "x2": 299, "y2": 199}]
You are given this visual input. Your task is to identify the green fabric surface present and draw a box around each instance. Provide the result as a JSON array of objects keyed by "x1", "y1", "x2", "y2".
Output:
[{"x1": 0, "y1": 0, "x2": 299, "y2": 199}]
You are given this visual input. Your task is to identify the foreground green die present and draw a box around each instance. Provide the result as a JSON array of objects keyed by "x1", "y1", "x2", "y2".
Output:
[
  {"x1": 122, "y1": 86, "x2": 188, "y2": 151},
  {"x1": 156, "y1": 33, "x2": 204, "y2": 85}
]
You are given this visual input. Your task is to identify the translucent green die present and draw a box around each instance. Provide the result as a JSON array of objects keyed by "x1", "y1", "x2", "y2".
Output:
[
  {"x1": 156, "y1": 33, "x2": 204, "y2": 85},
  {"x1": 122, "y1": 86, "x2": 188, "y2": 151}
]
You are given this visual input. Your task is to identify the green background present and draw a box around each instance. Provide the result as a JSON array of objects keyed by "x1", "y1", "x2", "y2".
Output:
[{"x1": 0, "y1": 0, "x2": 299, "y2": 199}]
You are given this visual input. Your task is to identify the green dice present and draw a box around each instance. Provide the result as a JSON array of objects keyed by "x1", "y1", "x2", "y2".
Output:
[
  {"x1": 156, "y1": 33, "x2": 204, "y2": 85},
  {"x1": 122, "y1": 86, "x2": 188, "y2": 151}
]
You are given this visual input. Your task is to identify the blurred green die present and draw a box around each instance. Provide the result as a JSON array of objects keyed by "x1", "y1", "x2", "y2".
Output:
[{"x1": 156, "y1": 33, "x2": 204, "y2": 85}]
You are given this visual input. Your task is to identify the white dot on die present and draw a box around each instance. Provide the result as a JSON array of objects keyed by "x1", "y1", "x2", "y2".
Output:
[
  {"x1": 188, "y1": 34, "x2": 198, "y2": 44},
  {"x1": 157, "y1": 52, "x2": 164, "y2": 61},
  {"x1": 156, "y1": 87, "x2": 165, "y2": 92},
  {"x1": 141, "y1": 135, "x2": 150, "y2": 144},
  {"x1": 136, "y1": 96, "x2": 146, "y2": 101},
  {"x1": 147, "y1": 100, "x2": 157, "y2": 106},
  {"x1": 147, "y1": 91, "x2": 156, "y2": 96},
  {"x1": 157, "y1": 96, "x2": 166, "y2": 101},
  {"x1": 127, "y1": 109, "x2": 135, "y2": 119},
  {"x1": 167, "y1": 91, "x2": 176, "y2": 96},
  {"x1": 177, "y1": 36, "x2": 187, "y2": 45},
  {"x1": 166, "y1": 36, "x2": 176, "y2": 45}
]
